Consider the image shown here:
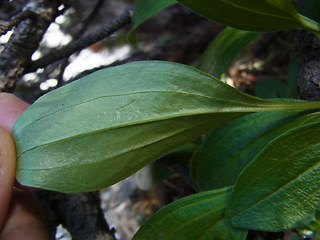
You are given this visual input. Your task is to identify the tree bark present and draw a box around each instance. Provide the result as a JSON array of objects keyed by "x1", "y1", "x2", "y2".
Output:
[
  {"x1": 297, "y1": 30, "x2": 320, "y2": 100},
  {"x1": 0, "y1": 0, "x2": 59, "y2": 91}
]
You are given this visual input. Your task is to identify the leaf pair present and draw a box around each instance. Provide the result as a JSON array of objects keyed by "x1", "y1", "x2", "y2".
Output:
[
  {"x1": 191, "y1": 109, "x2": 320, "y2": 231},
  {"x1": 134, "y1": 110, "x2": 320, "y2": 239},
  {"x1": 227, "y1": 111, "x2": 320, "y2": 231}
]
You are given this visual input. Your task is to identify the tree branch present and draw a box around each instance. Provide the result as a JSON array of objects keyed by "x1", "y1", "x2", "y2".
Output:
[
  {"x1": 37, "y1": 191, "x2": 117, "y2": 240},
  {"x1": 26, "y1": 8, "x2": 133, "y2": 73},
  {"x1": 0, "y1": 0, "x2": 60, "y2": 92},
  {"x1": 0, "y1": 9, "x2": 38, "y2": 36}
]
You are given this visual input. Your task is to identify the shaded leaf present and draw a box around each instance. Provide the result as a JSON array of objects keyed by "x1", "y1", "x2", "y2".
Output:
[
  {"x1": 197, "y1": 27, "x2": 260, "y2": 78},
  {"x1": 227, "y1": 112, "x2": 320, "y2": 231},
  {"x1": 13, "y1": 61, "x2": 320, "y2": 193},
  {"x1": 133, "y1": 187, "x2": 247, "y2": 240},
  {"x1": 286, "y1": 52, "x2": 299, "y2": 98},
  {"x1": 191, "y1": 111, "x2": 310, "y2": 191},
  {"x1": 254, "y1": 78, "x2": 288, "y2": 99},
  {"x1": 128, "y1": 0, "x2": 176, "y2": 42},
  {"x1": 177, "y1": 0, "x2": 320, "y2": 32},
  {"x1": 305, "y1": 0, "x2": 320, "y2": 22}
]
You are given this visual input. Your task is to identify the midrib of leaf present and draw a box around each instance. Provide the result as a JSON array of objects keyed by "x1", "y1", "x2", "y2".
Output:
[
  {"x1": 162, "y1": 205, "x2": 225, "y2": 240},
  {"x1": 197, "y1": 217, "x2": 226, "y2": 240},
  {"x1": 16, "y1": 88, "x2": 320, "y2": 137},
  {"x1": 230, "y1": 125, "x2": 320, "y2": 220},
  {"x1": 294, "y1": 13, "x2": 320, "y2": 33},
  {"x1": 232, "y1": 148, "x2": 320, "y2": 224},
  {"x1": 191, "y1": 0, "x2": 297, "y2": 22},
  {"x1": 17, "y1": 113, "x2": 223, "y2": 164}
]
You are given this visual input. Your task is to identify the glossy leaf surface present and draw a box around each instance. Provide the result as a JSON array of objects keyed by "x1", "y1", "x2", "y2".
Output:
[
  {"x1": 177, "y1": 0, "x2": 320, "y2": 32},
  {"x1": 133, "y1": 187, "x2": 247, "y2": 240},
  {"x1": 191, "y1": 111, "x2": 309, "y2": 191},
  {"x1": 196, "y1": 27, "x2": 260, "y2": 78},
  {"x1": 227, "y1": 112, "x2": 320, "y2": 231},
  {"x1": 13, "y1": 61, "x2": 320, "y2": 193}
]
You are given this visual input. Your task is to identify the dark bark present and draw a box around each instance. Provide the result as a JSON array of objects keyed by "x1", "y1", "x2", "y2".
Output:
[
  {"x1": 36, "y1": 191, "x2": 116, "y2": 240},
  {"x1": 0, "y1": 0, "x2": 60, "y2": 91},
  {"x1": 26, "y1": 8, "x2": 133, "y2": 73},
  {"x1": 297, "y1": 30, "x2": 320, "y2": 100}
]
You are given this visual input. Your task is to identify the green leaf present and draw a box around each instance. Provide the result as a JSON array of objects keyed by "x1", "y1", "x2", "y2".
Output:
[
  {"x1": 177, "y1": 0, "x2": 320, "y2": 32},
  {"x1": 133, "y1": 187, "x2": 247, "y2": 240},
  {"x1": 128, "y1": 0, "x2": 177, "y2": 42},
  {"x1": 254, "y1": 78, "x2": 288, "y2": 99},
  {"x1": 305, "y1": 0, "x2": 320, "y2": 22},
  {"x1": 13, "y1": 61, "x2": 320, "y2": 193},
  {"x1": 227, "y1": 112, "x2": 320, "y2": 231},
  {"x1": 286, "y1": 52, "x2": 299, "y2": 98},
  {"x1": 191, "y1": 111, "x2": 309, "y2": 191},
  {"x1": 196, "y1": 27, "x2": 260, "y2": 78}
]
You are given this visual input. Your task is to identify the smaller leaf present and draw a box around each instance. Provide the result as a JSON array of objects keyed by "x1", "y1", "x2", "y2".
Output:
[
  {"x1": 197, "y1": 27, "x2": 260, "y2": 78},
  {"x1": 128, "y1": 0, "x2": 176, "y2": 42},
  {"x1": 286, "y1": 52, "x2": 299, "y2": 98},
  {"x1": 191, "y1": 111, "x2": 308, "y2": 191},
  {"x1": 177, "y1": 0, "x2": 320, "y2": 33},
  {"x1": 133, "y1": 187, "x2": 247, "y2": 240},
  {"x1": 304, "y1": 0, "x2": 320, "y2": 23},
  {"x1": 254, "y1": 78, "x2": 288, "y2": 99},
  {"x1": 227, "y1": 112, "x2": 320, "y2": 231}
]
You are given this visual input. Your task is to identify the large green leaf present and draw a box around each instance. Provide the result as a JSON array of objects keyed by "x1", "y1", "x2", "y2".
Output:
[
  {"x1": 13, "y1": 61, "x2": 320, "y2": 193},
  {"x1": 177, "y1": 0, "x2": 320, "y2": 32},
  {"x1": 133, "y1": 187, "x2": 247, "y2": 240},
  {"x1": 227, "y1": 112, "x2": 320, "y2": 231},
  {"x1": 128, "y1": 0, "x2": 176, "y2": 42},
  {"x1": 191, "y1": 111, "x2": 310, "y2": 191},
  {"x1": 196, "y1": 27, "x2": 260, "y2": 78}
]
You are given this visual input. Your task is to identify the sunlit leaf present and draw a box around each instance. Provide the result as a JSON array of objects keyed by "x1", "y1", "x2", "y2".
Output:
[
  {"x1": 197, "y1": 27, "x2": 260, "y2": 78},
  {"x1": 13, "y1": 61, "x2": 320, "y2": 193},
  {"x1": 227, "y1": 112, "x2": 320, "y2": 231},
  {"x1": 133, "y1": 187, "x2": 247, "y2": 240}
]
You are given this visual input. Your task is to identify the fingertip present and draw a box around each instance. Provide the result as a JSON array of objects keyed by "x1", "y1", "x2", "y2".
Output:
[
  {"x1": 0, "y1": 190, "x2": 50, "y2": 240},
  {"x1": 0, "y1": 127, "x2": 16, "y2": 229},
  {"x1": 0, "y1": 93, "x2": 30, "y2": 132}
]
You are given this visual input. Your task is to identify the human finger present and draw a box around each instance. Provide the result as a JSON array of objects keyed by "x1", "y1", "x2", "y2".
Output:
[
  {"x1": 0, "y1": 190, "x2": 50, "y2": 240},
  {"x1": 0, "y1": 127, "x2": 16, "y2": 230},
  {"x1": 0, "y1": 93, "x2": 29, "y2": 132}
]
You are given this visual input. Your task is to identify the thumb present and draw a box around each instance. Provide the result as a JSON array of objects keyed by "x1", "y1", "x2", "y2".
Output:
[{"x1": 0, "y1": 127, "x2": 16, "y2": 230}]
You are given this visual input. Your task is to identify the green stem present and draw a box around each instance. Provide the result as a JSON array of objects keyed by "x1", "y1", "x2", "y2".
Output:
[{"x1": 297, "y1": 13, "x2": 320, "y2": 33}]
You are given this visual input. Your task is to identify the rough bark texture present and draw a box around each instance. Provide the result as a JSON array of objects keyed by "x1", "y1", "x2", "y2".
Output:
[
  {"x1": 36, "y1": 191, "x2": 116, "y2": 240},
  {"x1": 0, "y1": 0, "x2": 59, "y2": 91},
  {"x1": 297, "y1": 30, "x2": 320, "y2": 100}
]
